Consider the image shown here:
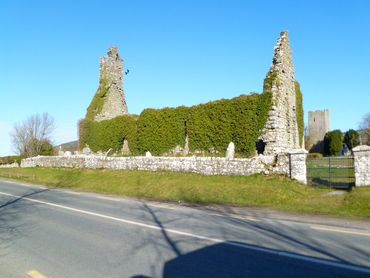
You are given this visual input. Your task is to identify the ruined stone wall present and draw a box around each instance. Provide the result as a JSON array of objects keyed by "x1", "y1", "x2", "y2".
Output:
[
  {"x1": 94, "y1": 46, "x2": 128, "y2": 121},
  {"x1": 260, "y1": 31, "x2": 301, "y2": 155},
  {"x1": 308, "y1": 110, "x2": 330, "y2": 152}
]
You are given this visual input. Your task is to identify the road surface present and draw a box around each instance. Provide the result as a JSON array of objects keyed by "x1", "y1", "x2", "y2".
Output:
[{"x1": 0, "y1": 179, "x2": 369, "y2": 277}]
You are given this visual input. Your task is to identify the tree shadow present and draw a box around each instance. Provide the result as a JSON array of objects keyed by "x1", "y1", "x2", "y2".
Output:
[
  {"x1": 162, "y1": 241, "x2": 370, "y2": 278},
  {"x1": 130, "y1": 203, "x2": 370, "y2": 278},
  {"x1": 0, "y1": 188, "x2": 48, "y2": 256}
]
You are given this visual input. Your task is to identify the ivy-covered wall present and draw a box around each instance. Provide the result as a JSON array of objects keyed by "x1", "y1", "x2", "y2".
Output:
[
  {"x1": 187, "y1": 93, "x2": 271, "y2": 156},
  {"x1": 85, "y1": 79, "x2": 109, "y2": 121},
  {"x1": 79, "y1": 93, "x2": 272, "y2": 157},
  {"x1": 295, "y1": 81, "x2": 304, "y2": 148},
  {"x1": 79, "y1": 115, "x2": 138, "y2": 154},
  {"x1": 136, "y1": 107, "x2": 188, "y2": 155}
]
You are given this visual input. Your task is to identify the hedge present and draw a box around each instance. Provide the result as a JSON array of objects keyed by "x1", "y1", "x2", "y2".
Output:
[
  {"x1": 79, "y1": 115, "x2": 138, "y2": 154},
  {"x1": 136, "y1": 106, "x2": 188, "y2": 155},
  {"x1": 0, "y1": 156, "x2": 22, "y2": 165}
]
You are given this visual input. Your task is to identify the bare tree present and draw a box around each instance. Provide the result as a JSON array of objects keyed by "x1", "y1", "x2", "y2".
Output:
[
  {"x1": 360, "y1": 112, "x2": 370, "y2": 145},
  {"x1": 11, "y1": 113, "x2": 55, "y2": 157}
]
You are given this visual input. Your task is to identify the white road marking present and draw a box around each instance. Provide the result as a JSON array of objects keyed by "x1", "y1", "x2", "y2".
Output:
[
  {"x1": 54, "y1": 189, "x2": 81, "y2": 195},
  {"x1": 208, "y1": 212, "x2": 260, "y2": 222},
  {"x1": 311, "y1": 225, "x2": 370, "y2": 237},
  {"x1": 27, "y1": 269, "x2": 47, "y2": 278},
  {"x1": 92, "y1": 195, "x2": 121, "y2": 202},
  {"x1": 0, "y1": 190, "x2": 370, "y2": 274}
]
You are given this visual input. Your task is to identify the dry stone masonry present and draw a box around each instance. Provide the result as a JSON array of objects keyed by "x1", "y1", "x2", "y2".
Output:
[
  {"x1": 21, "y1": 153, "x2": 301, "y2": 179},
  {"x1": 260, "y1": 31, "x2": 301, "y2": 155},
  {"x1": 93, "y1": 46, "x2": 128, "y2": 121}
]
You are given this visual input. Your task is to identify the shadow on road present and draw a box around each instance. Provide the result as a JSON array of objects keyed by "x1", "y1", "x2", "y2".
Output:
[
  {"x1": 162, "y1": 241, "x2": 370, "y2": 278},
  {"x1": 131, "y1": 203, "x2": 370, "y2": 278},
  {"x1": 0, "y1": 188, "x2": 48, "y2": 256}
]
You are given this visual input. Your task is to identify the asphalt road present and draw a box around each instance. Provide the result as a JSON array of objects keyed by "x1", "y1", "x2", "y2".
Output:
[{"x1": 0, "y1": 180, "x2": 369, "y2": 278}]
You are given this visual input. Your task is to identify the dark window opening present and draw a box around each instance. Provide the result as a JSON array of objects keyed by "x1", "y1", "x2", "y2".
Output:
[{"x1": 256, "y1": 140, "x2": 266, "y2": 155}]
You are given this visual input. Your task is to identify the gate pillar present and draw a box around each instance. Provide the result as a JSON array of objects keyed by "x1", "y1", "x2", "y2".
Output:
[
  {"x1": 289, "y1": 149, "x2": 308, "y2": 184},
  {"x1": 353, "y1": 145, "x2": 370, "y2": 187}
]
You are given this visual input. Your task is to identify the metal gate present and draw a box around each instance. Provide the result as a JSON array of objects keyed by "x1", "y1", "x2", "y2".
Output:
[{"x1": 306, "y1": 156, "x2": 355, "y2": 189}]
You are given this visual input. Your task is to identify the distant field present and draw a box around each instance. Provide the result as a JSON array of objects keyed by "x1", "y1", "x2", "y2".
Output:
[{"x1": 0, "y1": 168, "x2": 369, "y2": 218}]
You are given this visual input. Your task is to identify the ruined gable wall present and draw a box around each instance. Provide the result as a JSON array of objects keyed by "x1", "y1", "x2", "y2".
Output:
[{"x1": 260, "y1": 31, "x2": 301, "y2": 155}]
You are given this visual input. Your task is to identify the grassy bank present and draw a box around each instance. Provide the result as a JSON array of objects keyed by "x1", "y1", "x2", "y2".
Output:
[{"x1": 0, "y1": 168, "x2": 369, "y2": 218}]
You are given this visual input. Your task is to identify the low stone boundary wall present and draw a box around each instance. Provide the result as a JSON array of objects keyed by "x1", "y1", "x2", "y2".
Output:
[
  {"x1": 0, "y1": 162, "x2": 20, "y2": 168},
  {"x1": 21, "y1": 155, "x2": 275, "y2": 176},
  {"x1": 20, "y1": 149, "x2": 308, "y2": 184}
]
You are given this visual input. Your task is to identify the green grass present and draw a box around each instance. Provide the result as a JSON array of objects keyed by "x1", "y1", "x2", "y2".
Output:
[{"x1": 0, "y1": 168, "x2": 369, "y2": 218}]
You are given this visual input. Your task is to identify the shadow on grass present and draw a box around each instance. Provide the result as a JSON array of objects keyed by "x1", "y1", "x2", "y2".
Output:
[{"x1": 310, "y1": 177, "x2": 354, "y2": 190}]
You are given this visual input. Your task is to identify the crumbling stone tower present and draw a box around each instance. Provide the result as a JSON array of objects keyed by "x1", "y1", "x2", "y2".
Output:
[
  {"x1": 86, "y1": 46, "x2": 128, "y2": 121},
  {"x1": 308, "y1": 110, "x2": 330, "y2": 152},
  {"x1": 260, "y1": 31, "x2": 302, "y2": 154}
]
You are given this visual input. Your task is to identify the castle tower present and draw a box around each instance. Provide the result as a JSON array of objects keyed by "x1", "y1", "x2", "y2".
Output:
[
  {"x1": 308, "y1": 110, "x2": 330, "y2": 152},
  {"x1": 260, "y1": 31, "x2": 301, "y2": 154},
  {"x1": 86, "y1": 46, "x2": 128, "y2": 121}
]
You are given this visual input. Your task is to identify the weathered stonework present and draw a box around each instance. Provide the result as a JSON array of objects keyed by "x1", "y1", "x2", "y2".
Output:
[
  {"x1": 353, "y1": 145, "x2": 370, "y2": 186},
  {"x1": 288, "y1": 149, "x2": 308, "y2": 184},
  {"x1": 91, "y1": 46, "x2": 128, "y2": 121},
  {"x1": 260, "y1": 31, "x2": 301, "y2": 155},
  {"x1": 308, "y1": 110, "x2": 330, "y2": 152}
]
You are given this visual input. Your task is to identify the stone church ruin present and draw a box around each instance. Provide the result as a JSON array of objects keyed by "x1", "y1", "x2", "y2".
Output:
[
  {"x1": 22, "y1": 31, "x2": 310, "y2": 184},
  {"x1": 80, "y1": 31, "x2": 304, "y2": 158}
]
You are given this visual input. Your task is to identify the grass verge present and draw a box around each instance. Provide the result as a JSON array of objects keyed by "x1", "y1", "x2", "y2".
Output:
[{"x1": 0, "y1": 168, "x2": 369, "y2": 218}]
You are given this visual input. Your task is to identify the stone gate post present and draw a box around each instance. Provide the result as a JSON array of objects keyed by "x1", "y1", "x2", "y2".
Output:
[
  {"x1": 289, "y1": 149, "x2": 308, "y2": 184},
  {"x1": 353, "y1": 145, "x2": 370, "y2": 187}
]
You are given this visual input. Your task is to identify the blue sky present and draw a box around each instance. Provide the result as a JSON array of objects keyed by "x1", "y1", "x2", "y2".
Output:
[{"x1": 0, "y1": 0, "x2": 369, "y2": 156}]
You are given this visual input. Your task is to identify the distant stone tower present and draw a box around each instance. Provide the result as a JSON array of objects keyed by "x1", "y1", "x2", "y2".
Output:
[
  {"x1": 86, "y1": 46, "x2": 128, "y2": 121},
  {"x1": 260, "y1": 31, "x2": 302, "y2": 155},
  {"x1": 308, "y1": 110, "x2": 330, "y2": 152}
]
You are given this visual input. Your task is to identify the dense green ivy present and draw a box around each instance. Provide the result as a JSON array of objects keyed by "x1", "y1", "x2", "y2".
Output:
[
  {"x1": 187, "y1": 93, "x2": 271, "y2": 157},
  {"x1": 85, "y1": 78, "x2": 109, "y2": 120},
  {"x1": 79, "y1": 115, "x2": 138, "y2": 154},
  {"x1": 295, "y1": 81, "x2": 304, "y2": 147},
  {"x1": 136, "y1": 107, "x2": 188, "y2": 155},
  {"x1": 80, "y1": 92, "x2": 272, "y2": 157}
]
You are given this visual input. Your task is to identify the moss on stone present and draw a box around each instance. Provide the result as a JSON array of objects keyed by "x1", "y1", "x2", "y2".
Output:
[
  {"x1": 263, "y1": 70, "x2": 278, "y2": 95},
  {"x1": 295, "y1": 81, "x2": 304, "y2": 147},
  {"x1": 85, "y1": 78, "x2": 110, "y2": 120}
]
